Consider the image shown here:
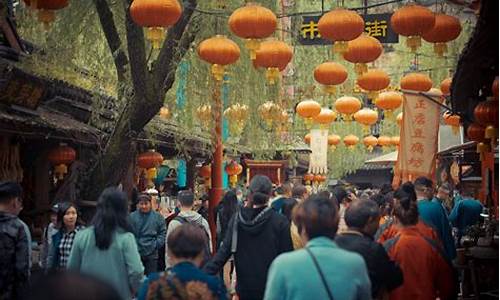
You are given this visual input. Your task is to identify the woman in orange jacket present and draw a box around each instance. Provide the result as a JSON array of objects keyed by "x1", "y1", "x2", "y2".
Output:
[{"x1": 384, "y1": 182, "x2": 456, "y2": 300}]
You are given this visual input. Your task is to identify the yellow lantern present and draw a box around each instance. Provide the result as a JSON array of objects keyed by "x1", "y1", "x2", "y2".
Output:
[
  {"x1": 363, "y1": 135, "x2": 378, "y2": 152},
  {"x1": 354, "y1": 108, "x2": 379, "y2": 134}
]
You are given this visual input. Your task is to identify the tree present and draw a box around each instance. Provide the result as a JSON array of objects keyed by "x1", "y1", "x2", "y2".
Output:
[{"x1": 85, "y1": 0, "x2": 199, "y2": 200}]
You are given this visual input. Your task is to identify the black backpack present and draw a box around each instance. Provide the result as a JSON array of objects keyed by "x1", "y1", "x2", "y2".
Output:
[{"x1": 173, "y1": 216, "x2": 211, "y2": 266}]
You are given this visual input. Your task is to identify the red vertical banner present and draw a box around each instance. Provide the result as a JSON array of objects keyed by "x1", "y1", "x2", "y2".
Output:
[{"x1": 394, "y1": 90, "x2": 441, "y2": 186}]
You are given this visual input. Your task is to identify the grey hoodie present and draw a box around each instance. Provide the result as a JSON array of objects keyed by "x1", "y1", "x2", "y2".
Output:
[{"x1": 165, "y1": 210, "x2": 212, "y2": 268}]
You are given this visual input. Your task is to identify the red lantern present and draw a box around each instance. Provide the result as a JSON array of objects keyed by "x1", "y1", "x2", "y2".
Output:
[
  {"x1": 467, "y1": 123, "x2": 489, "y2": 160},
  {"x1": 48, "y1": 143, "x2": 76, "y2": 180},
  {"x1": 303, "y1": 173, "x2": 314, "y2": 185},
  {"x1": 199, "y1": 164, "x2": 212, "y2": 178},
  {"x1": 318, "y1": 8, "x2": 365, "y2": 54},
  {"x1": 198, "y1": 35, "x2": 241, "y2": 81},
  {"x1": 254, "y1": 39, "x2": 293, "y2": 84},
  {"x1": 443, "y1": 112, "x2": 461, "y2": 135},
  {"x1": 400, "y1": 73, "x2": 433, "y2": 92},
  {"x1": 130, "y1": 0, "x2": 183, "y2": 49},
  {"x1": 474, "y1": 98, "x2": 499, "y2": 139},
  {"x1": 225, "y1": 161, "x2": 243, "y2": 187},
  {"x1": 137, "y1": 150, "x2": 164, "y2": 181},
  {"x1": 391, "y1": 4, "x2": 436, "y2": 51},
  {"x1": 440, "y1": 78, "x2": 452, "y2": 96},
  {"x1": 343, "y1": 34, "x2": 383, "y2": 75},
  {"x1": 314, "y1": 62, "x2": 348, "y2": 94},
  {"x1": 328, "y1": 134, "x2": 341, "y2": 150},
  {"x1": 363, "y1": 135, "x2": 378, "y2": 152},
  {"x1": 422, "y1": 14, "x2": 462, "y2": 56}
]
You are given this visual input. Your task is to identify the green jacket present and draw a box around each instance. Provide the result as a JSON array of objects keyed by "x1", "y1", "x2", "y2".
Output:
[
  {"x1": 264, "y1": 237, "x2": 371, "y2": 300},
  {"x1": 68, "y1": 227, "x2": 144, "y2": 300},
  {"x1": 129, "y1": 210, "x2": 166, "y2": 257}
]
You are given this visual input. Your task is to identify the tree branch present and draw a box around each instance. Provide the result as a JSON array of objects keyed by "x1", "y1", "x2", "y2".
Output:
[
  {"x1": 93, "y1": 0, "x2": 129, "y2": 84},
  {"x1": 153, "y1": 0, "x2": 198, "y2": 94}
]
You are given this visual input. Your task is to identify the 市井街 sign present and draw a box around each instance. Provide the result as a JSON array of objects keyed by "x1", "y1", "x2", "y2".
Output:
[{"x1": 298, "y1": 13, "x2": 399, "y2": 45}]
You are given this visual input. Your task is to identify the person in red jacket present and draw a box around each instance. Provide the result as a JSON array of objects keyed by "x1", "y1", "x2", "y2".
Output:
[{"x1": 384, "y1": 182, "x2": 456, "y2": 300}]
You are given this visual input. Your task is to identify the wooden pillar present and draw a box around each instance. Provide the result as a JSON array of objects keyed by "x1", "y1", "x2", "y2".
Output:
[
  {"x1": 186, "y1": 158, "x2": 196, "y2": 191},
  {"x1": 209, "y1": 81, "x2": 224, "y2": 251}
]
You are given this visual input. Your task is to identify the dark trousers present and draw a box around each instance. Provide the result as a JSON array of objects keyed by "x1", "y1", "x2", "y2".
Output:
[{"x1": 141, "y1": 254, "x2": 158, "y2": 275}]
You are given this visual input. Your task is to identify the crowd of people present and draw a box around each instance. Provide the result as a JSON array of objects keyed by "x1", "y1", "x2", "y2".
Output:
[{"x1": 0, "y1": 174, "x2": 486, "y2": 300}]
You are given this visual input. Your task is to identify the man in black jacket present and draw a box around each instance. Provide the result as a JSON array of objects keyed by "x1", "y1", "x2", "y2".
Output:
[
  {"x1": 335, "y1": 199, "x2": 403, "y2": 299},
  {"x1": 204, "y1": 175, "x2": 293, "y2": 300},
  {"x1": 0, "y1": 181, "x2": 30, "y2": 300}
]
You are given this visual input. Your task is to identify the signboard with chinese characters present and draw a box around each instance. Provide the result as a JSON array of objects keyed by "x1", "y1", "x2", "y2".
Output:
[
  {"x1": 393, "y1": 90, "x2": 441, "y2": 185},
  {"x1": 298, "y1": 13, "x2": 398, "y2": 45},
  {"x1": 309, "y1": 129, "x2": 329, "y2": 174},
  {"x1": 0, "y1": 68, "x2": 46, "y2": 109}
]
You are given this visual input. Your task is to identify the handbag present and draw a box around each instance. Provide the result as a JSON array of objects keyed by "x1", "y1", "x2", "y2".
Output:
[{"x1": 305, "y1": 247, "x2": 335, "y2": 300}]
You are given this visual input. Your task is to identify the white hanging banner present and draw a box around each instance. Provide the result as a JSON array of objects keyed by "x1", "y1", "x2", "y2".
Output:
[{"x1": 308, "y1": 128, "x2": 329, "y2": 174}]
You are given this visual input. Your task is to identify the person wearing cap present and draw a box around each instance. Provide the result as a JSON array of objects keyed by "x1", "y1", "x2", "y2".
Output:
[
  {"x1": 129, "y1": 193, "x2": 166, "y2": 275},
  {"x1": 39, "y1": 203, "x2": 60, "y2": 270},
  {"x1": 0, "y1": 181, "x2": 30, "y2": 300},
  {"x1": 204, "y1": 175, "x2": 293, "y2": 300}
]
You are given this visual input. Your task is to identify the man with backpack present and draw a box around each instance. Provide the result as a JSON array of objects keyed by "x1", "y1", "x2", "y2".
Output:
[{"x1": 166, "y1": 190, "x2": 212, "y2": 269}]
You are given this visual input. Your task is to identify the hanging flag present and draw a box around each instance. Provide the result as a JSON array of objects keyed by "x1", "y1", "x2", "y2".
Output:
[
  {"x1": 308, "y1": 129, "x2": 329, "y2": 174},
  {"x1": 394, "y1": 90, "x2": 441, "y2": 186}
]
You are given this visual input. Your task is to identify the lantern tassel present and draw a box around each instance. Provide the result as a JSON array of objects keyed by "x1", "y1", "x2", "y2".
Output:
[
  {"x1": 304, "y1": 118, "x2": 314, "y2": 129},
  {"x1": 329, "y1": 145, "x2": 336, "y2": 151},
  {"x1": 367, "y1": 145, "x2": 374, "y2": 152},
  {"x1": 406, "y1": 36, "x2": 421, "y2": 52},
  {"x1": 265, "y1": 68, "x2": 280, "y2": 85},
  {"x1": 323, "y1": 85, "x2": 337, "y2": 95},
  {"x1": 385, "y1": 110, "x2": 394, "y2": 121},
  {"x1": 211, "y1": 64, "x2": 225, "y2": 81},
  {"x1": 146, "y1": 27, "x2": 164, "y2": 50},
  {"x1": 434, "y1": 43, "x2": 447, "y2": 57},
  {"x1": 38, "y1": 9, "x2": 55, "y2": 30},
  {"x1": 245, "y1": 39, "x2": 260, "y2": 60},
  {"x1": 146, "y1": 168, "x2": 157, "y2": 180},
  {"x1": 452, "y1": 125, "x2": 459, "y2": 135},
  {"x1": 477, "y1": 142, "x2": 490, "y2": 161},
  {"x1": 354, "y1": 63, "x2": 368, "y2": 76},
  {"x1": 485, "y1": 126, "x2": 497, "y2": 139},
  {"x1": 229, "y1": 175, "x2": 238, "y2": 187},
  {"x1": 333, "y1": 41, "x2": 349, "y2": 54}
]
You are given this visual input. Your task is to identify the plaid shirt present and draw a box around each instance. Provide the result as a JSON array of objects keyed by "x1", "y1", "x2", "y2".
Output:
[{"x1": 57, "y1": 226, "x2": 82, "y2": 269}]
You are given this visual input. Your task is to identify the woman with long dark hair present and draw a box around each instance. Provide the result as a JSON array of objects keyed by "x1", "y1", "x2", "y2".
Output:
[
  {"x1": 47, "y1": 202, "x2": 84, "y2": 271},
  {"x1": 68, "y1": 187, "x2": 144, "y2": 300},
  {"x1": 385, "y1": 182, "x2": 456, "y2": 300},
  {"x1": 215, "y1": 190, "x2": 238, "y2": 249}
]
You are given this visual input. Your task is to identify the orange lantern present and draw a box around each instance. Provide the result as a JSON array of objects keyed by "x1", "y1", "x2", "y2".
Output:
[
  {"x1": 400, "y1": 73, "x2": 433, "y2": 92},
  {"x1": 375, "y1": 91, "x2": 403, "y2": 119},
  {"x1": 304, "y1": 133, "x2": 311, "y2": 145},
  {"x1": 130, "y1": 0, "x2": 182, "y2": 49},
  {"x1": 363, "y1": 135, "x2": 378, "y2": 152},
  {"x1": 304, "y1": 173, "x2": 314, "y2": 185},
  {"x1": 228, "y1": 2, "x2": 277, "y2": 60},
  {"x1": 198, "y1": 35, "x2": 241, "y2": 81},
  {"x1": 254, "y1": 39, "x2": 293, "y2": 84},
  {"x1": 313, "y1": 62, "x2": 348, "y2": 95},
  {"x1": 334, "y1": 96, "x2": 362, "y2": 121},
  {"x1": 296, "y1": 99, "x2": 322, "y2": 128},
  {"x1": 443, "y1": 112, "x2": 461, "y2": 135},
  {"x1": 354, "y1": 108, "x2": 379, "y2": 134},
  {"x1": 313, "y1": 108, "x2": 337, "y2": 128},
  {"x1": 440, "y1": 78, "x2": 452, "y2": 96},
  {"x1": 493, "y1": 77, "x2": 499, "y2": 100},
  {"x1": 422, "y1": 14, "x2": 462, "y2": 56},
  {"x1": 318, "y1": 8, "x2": 365, "y2": 54},
  {"x1": 357, "y1": 69, "x2": 390, "y2": 99},
  {"x1": 48, "y1": 143, "x2": 76, "y2": 180},
  {"x1": 391, "y1": 4, "x2": 436, "y2": 52},
  {"x1": 467, "y1": 123, "x2": 489, "y2": 160},
  {"x1": 378, "y1": 136, "x2": 392, "y2": 149},
  {"x1": 225, "y1": 160, "x2": 243, "y2": 187},
  {"x1": 396, "y1": 112, "x2": 403, "y2": 127},
  {"x1": 137, "y1": 149, "x2": 164, "y2": 181},
  {"x1": 313, "y1": 174, "x2": 327, "y2": 184},
  {"x1": 343, "y1": 135, "x2": 359, "y2": 150},
  {"x1": 474, "y1": 98, "x2": 499, "y2": 139},
  {"x1": 24, "y1": 0, "x2": 69, "y2": 29},
  {"x1": 391, "y1": 136, "x2": 400, "y2": 147},
  {"x1": 343, "y1": 34, "x2": 383, "y2": 75},
  {"x1": 159, "y1": 106, "x2": 171, "y2": 120},
  {"x1": 328, "y1": 134, "x2": 341, "y2": 150}
]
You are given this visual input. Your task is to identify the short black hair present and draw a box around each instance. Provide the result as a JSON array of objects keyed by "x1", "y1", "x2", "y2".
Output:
[
  {"x1": 332, "y1": 186, "x2": 348, "y2": 203},
  {"x1": 292, "y1": 185, "x2": 307, "y2": 198},
  {"x1": 137, "y1": 193, "x2": 151, "y2": 203},
  {"x1": 178, "y1": 190, "x2": 194, "y2": 207},
  {"x1": 167, "y1": 224, "x2": 207, "y2": 259},
  {"x1": 293, "y1": 194, "x2": 339, "y2": 240},
  {"x1": 249, "y1": 175, "x2": 273, "y2": 205},
  {"x1": 414, "y1": 176, "x2": 433, "y2": 189},
  {"x1": 345, "y1": 200, "x2": 380, "y2": 229},
  {"x1": 0, "y1": 181, "x2": 22, "y2": 203},
  {"x1": 56, "y1": 202, "x2": 80, "y2": 231}
]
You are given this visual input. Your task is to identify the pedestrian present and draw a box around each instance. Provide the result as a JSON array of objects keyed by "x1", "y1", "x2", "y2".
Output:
[
  {"x1": 264, "y1": 193, "x2": 372, "y2": 300},
  {"x1": 0, "y1": 181, "x2": 30, "y2": 300},
  {"x1": 333, "y1": 186, "x2": 350, "y2": 233},
  {"x1": 67, "y1": 187, "x2": 144, "y2": 300},
  {"x1": 197, "y1": 194, "x2": 210, "y2": 222},
  {"x1": 39, "y1": 203, "x2": 59, "y2": 270},
  {"x1": 47, "y1": 202, "x2": 84, "y2": 271},
  {"x1": 128, "y1": 193, "x2": 166, "y2": 275},
  {"x1": 281, "y1": 195, "x2": 303, "y2": 249},
  {"x1": 138, "y1": 224, "x2": 228, "y2": 300},
  {"x1": 215, "y1": 190, "x2": 239, "y2": 250},
  {"x1": 384, "y1": 182, "x2": 456, "y2": 300},
  {"x1": 166, "y1": 190, "x2": 212, "y2": 268},
  {"x1": 449, "y1": 185, "x2": 483, "y2": 246},
  {"x1": 335, "y1": 199, "x2": 403, "y2": 298},
  {"x1": 433, "y1": 183, "x2": 453, "y2": 214},
  {"x1": 270, "y1": 182, "x2": 292, "y2": 212},
  {"x1": 414, "y1": 176, "x2": 456, "y2": 260},
  {"x1": 204, "y1": 175, "x2": 293, "y2": 300},
  {"x1": 23, "y1": 271, "x2": 122, "y2": 300}
]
